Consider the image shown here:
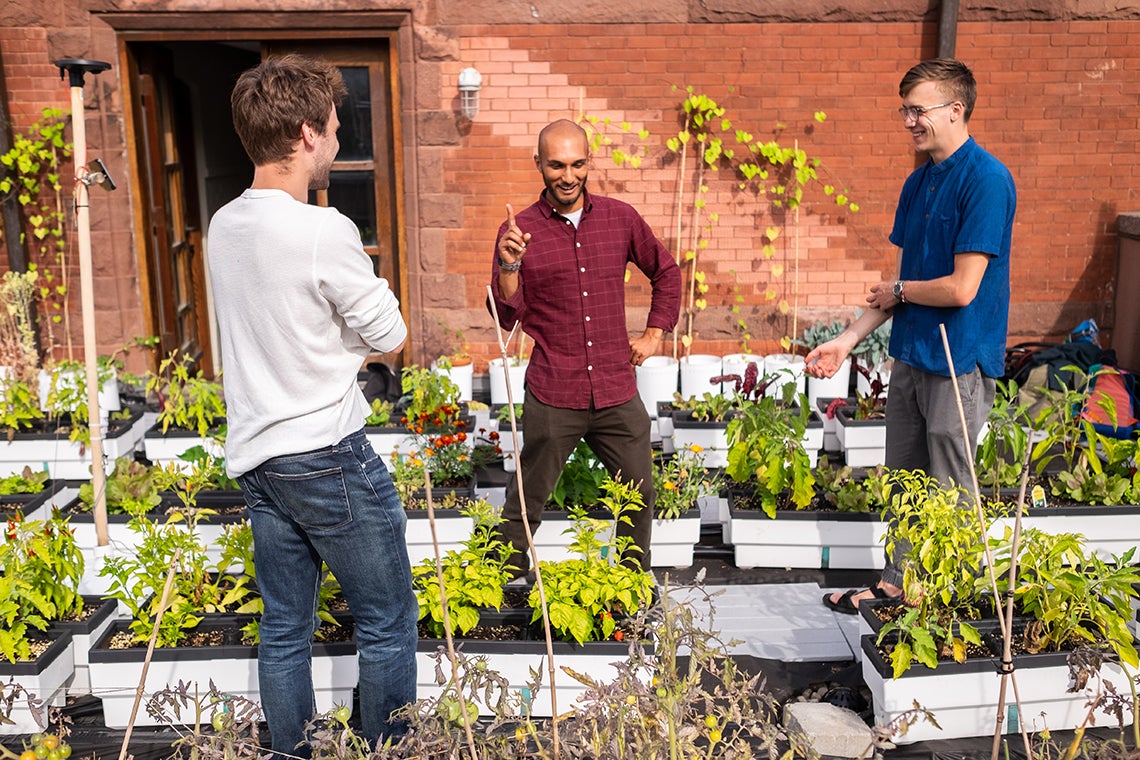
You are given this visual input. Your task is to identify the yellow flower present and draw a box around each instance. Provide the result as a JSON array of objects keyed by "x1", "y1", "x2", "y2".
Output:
[
  {"x1": 688, "y1": 444, "x2": 704, "y2": 453},
  {"x1": 662, "y1": 481, "x2": 676, "y2": 491}
]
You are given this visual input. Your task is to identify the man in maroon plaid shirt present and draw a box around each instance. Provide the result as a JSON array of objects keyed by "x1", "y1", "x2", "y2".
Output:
[{"x1": 490, "y1": 119, "x2": 682, "y2": 577}]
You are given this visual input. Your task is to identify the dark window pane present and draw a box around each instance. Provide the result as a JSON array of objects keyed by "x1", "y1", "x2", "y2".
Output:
[
  {"x1": 327, "y1": 170, "x2": 377, "y2": 246},
  {"x1": 336, "y1": 67, "x2": 373, "y2": 161}
]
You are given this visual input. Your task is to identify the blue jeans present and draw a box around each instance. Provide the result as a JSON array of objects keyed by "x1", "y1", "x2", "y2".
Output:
[{"x1": 237, "y1": 429, "x2": 417, "y2": 757}]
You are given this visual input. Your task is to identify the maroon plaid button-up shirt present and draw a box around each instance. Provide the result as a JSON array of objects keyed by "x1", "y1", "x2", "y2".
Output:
[{"x1": 490, "y1": 190, "x2": 681, "y2": 410}]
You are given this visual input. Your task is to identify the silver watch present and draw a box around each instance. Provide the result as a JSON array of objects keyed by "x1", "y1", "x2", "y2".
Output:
[{"x1": 892, "y1": 280, "x2": 905, "y2": 302}]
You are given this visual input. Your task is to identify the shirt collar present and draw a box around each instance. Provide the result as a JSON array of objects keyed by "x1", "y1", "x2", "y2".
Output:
[
  {"x1": 929, "y1": 136, "x2": 976, "y2": 175},
  {"x1": 537, "y1": 188, "x2": 594, "y2": 219}
]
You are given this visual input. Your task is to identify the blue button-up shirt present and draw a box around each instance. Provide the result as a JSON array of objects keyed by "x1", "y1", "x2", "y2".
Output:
[{"x1": 888, "y1": 137, "x2": 1016, "y2": 378}]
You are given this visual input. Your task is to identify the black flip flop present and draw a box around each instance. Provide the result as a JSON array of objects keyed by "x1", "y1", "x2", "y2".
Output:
[{"x1": 823, "y1": 585, "x2": 900, "y2": 615}]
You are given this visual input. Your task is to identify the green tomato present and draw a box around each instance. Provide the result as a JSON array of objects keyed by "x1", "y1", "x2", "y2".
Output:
[
  {"x1": 212, "y1": 712, "x2": 227, "y2": 732},
  {"x1": 58, "y1": 746, "x2": 71, "y2": 760},
  {"x1": 332, "y1": 706, "x2": 352, "y2": 724}
]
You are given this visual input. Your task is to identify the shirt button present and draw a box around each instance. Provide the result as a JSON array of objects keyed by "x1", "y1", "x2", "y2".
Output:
[
  {"x1": 587, "y1": 365, "x2": 593, "y2": 371},
  {"x1": 580, "y1": 267, "x2": 585, "y2": 272},
  {"x1": 585, "y1": 316, "x2": 591, "y2": 322},
  {"x1": 587, "y1": 341, "x2": 593, "y2": 347},
  {"x1": 576, "y1": 242, "x2": 581, "y2": 247},
  {"x1": 583, "y1": 291, "x2": 588, "y2": 297}
]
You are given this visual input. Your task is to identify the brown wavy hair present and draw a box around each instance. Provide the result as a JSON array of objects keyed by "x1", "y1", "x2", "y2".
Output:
[
  {"x1": 899, "y1": 58, "x2": 977, "y2": 122},
  {"x1": 230, "y1": 53, "x2": 347, "y2": 167}
]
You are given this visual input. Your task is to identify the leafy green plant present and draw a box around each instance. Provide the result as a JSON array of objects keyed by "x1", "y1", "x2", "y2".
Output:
[
  {"x1": 876, "y1": 470, "x2": 995, "y2": 678},
  {"x1": 990, "y1": 528, "x2": 1140, "y2": 669},
  {"x1": 494, "y1": 403, "x2": 523, "y2": 424},
  {"x1": 147, "y1": 349, "x2": 226, "y2": 437},
  {"x1": 1050, "y1": 423, "x2": 1138, "y2": 506},
  {"x1": 400, "y1": 365, "x2": 462, "y2": 431},
  {"x1": 100, "y1": 514, "x2": 255, "y2": 647},
  {"x1": 549, "y1": 440, "x2": 608, "y2": 508},
  {"x1": 0, "y1": 511, "x2": 84, "y2": 662},
  {"x1": 724, "y1": 395, "x2": 814, "y2": 517},
  {"x1": 812, "y1": 455, "x2": 888, "y2": 513},
  {"x1": 652, "y1": 447, "x2": 723, "y2": 520},
  {"x1": 0, "y1": 466, "x2": 48, "y2": 496},
  {"x1": 850, "y1": 360, "x2": 888, "y2": 420},
  {"x1": 412, "y1": 499, "x2": 516, "y2": 637},
  {"x1": 365, "y1": 398, "x2": 394, "y2": 427},
  {"x1": 530, "y1": 477, "x2": 655, "y2": 644},
  {"x1": 77, "y1": 456, "x2": 162, "y2": 516},
  {"x1": 586, "y1": 87, "x2": 858, "y2": 354},
  {"x1": 668, "y1": 390, "x2": 738, "y2": 421},
  {"x1": 0, "y1": 108, "x2": 72, "y2": 345},
  {"x1": 975, "y1": 380, "x2": 1032, "y2": 496},
  {"x1": 0, "y1": 377, "x2": 44, "y2": 436},
  {"x1": 177, "y1": 445, "x2": 240, "y2": 491}
]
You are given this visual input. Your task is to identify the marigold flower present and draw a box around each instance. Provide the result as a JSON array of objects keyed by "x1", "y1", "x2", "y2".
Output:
[{"x1": 688, "y1": 444, "x2": 704, "y2": 453}]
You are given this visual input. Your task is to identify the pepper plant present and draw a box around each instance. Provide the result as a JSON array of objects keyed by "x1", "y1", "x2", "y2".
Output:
[
  {"x1": 412, "y1": 499, "x2": 516, "y2": 637},
  {"x1": 0, "y1": 511, "x2": 84, "y2": 662},
  {"x1": 530, "y1": 477, "x2": 655, "y2": 644},
  {"x1": 147, "y1": 349, "x2": 226, "y2": 438},
  {"x1": 876, "y1": 470, "x2": 996, "y2": 678}
]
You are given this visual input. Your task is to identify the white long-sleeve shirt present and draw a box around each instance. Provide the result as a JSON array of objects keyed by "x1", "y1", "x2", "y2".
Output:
[{"x1": 207, "y1": 188, "x2": 407, "y2": 476}]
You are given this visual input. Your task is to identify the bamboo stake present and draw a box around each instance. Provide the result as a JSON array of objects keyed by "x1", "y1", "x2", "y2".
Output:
[
  {"x1": 117, "y1": 549, "x2": 182, "y2": 760},
  {"x1": 486, "y1": 286, "x2": 560, "y2": 758},
  {"x1": 937, "y1": 324, "x2": 1032, "y2": 759},
  {"x1": 422, "y1": 466, "x2": 480, "y2": 760},
  {"x1": 671, "y1": 112, "x2": 690, "y2": 361}
]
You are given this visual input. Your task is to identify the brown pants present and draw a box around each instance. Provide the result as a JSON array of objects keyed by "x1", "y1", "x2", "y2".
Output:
[{"x1": 498, "y1": 394, "x2": 655, "y2": 575}]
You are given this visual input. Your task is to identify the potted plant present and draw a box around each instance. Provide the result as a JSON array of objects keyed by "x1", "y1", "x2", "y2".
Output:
[
  {"x1": 143, "y1": 349, "x2": 226, "y2": 466},
  {"x1": 650, "y1": 446, "x2": 722, "y2": 568},
  {"x1": 668, "y1": 391, "x2": 742, "y2": 468},
  {"x1": 833, "y1": 361, "x2": 889, "y2": 467},
  {"x1": 431, "y1": 323, "x2": 474, "y2": 402},
  {"x1": 0, "y1": 467, "x2": 71, "y2": 524},
  {"x1": 0, "y1": 511, "x2": 84, "y2": 733}
]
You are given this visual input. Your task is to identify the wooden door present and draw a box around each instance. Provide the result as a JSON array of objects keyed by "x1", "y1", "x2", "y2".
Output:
[{"x1": 129, "y1": 46, "x2": 212, "y2": 374}]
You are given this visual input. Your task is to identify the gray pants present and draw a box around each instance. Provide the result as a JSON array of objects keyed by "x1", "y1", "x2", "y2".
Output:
[{"x1": 880, "y1": 361, "x2": 995, "y2": 587}]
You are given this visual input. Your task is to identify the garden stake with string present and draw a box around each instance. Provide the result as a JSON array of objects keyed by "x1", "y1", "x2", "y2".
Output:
[
  {"x1": 487, "y1": 285, "x2": 561, "y2": 759},
  {"x1": 421, "y1": 466, "x2": 480, "y2": 760},
  {"x1": 117, "y1": 548, "x2": 182, "y2": 760},
  {"x1": 937, "y1": 324, "x2": 1032, "y2": 760}
]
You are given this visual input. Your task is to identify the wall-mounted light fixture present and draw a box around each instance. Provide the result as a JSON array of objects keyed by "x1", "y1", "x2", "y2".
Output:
[{"x1": 458, "y1": 67, "x2": 483, "y2": 119}]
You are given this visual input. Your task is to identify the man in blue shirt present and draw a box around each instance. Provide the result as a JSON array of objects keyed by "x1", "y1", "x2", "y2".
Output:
[{"x1": 806, "y1": 59, "x2": 1016, "y2": 614}]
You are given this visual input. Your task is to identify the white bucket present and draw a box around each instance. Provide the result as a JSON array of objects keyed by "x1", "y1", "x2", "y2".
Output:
[
  {"x1": 719, "y1": 353, "x2": 764, "y2": 398},
  {"x1": 763, "y1": 353, "x2": 806, "y2": 404},
  {"x1": 635, "y1": 356, "x2": 678, "y2": 418},
  {"x1": 488, "y1": 358, "x2": 528, "y2": 405},
  {"x1": 806, "y1": 358, "x2": 852, "y2": 409},
  {"x1": 431, "y1": 359, "x2": 474, "y2": 402},
  {"x1": 679, "y1": 354, "x2": 723, "y2": 399}
]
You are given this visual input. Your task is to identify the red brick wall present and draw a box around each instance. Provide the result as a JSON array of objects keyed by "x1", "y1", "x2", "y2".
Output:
[
  {"x1": 423, "y1": 19, "x2": 1140, "y2": 369},
  {"x1": 3, "y1": 7, "x2": 1139, "y2": 374}
]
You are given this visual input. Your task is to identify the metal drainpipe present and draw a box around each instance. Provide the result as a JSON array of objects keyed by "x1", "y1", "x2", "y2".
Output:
[
  {"x1": 938, "y1": 0, "x2": 961, "y2": 58},
  {"x1": 0, "y1": 51, "x2": 31, "y2": 272}
]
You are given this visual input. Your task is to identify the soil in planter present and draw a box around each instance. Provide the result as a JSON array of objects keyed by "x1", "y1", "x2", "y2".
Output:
[
  {"x1": 104, "y1": 619, "x2": 353, "y2": 650},
  {"x1": 6, "y1": 406, "x2": 143, "y2": 440},
  {"x1": 417, "y1": 622, "x2": 526, "y2": 642}
]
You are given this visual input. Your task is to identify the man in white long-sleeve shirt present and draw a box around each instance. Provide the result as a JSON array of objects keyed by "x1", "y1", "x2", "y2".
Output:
[{"x1": 208, "y1": 53, "x2": 416, "y2": 757}]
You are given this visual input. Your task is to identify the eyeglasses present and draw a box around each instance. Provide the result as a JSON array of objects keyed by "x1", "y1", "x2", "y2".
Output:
[{"x1": 897, "y1": 101, "x2": 956, "y2": 122}]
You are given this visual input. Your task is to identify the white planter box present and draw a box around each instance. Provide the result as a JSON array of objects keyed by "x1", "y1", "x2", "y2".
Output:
[
  {"x1": 835, "y1": 407, "x2": 886, "y2": 467},
  {"x1": 54, "y1": 597, "x2": 118, "y2": 696},
  {"x1": 405, "y1": 510, "x2": 475, "y2": 565},
  {"x1": 671, "y1": 417, "x2": 730, "y2": 469},
  {"x1": 416, "y1": 636, "x2": 648, "y2": 717},
  {"x1": 861, "y1": 633, "x2": 1133, "y2": 744},
  {"x1": 143, "y1": 423, "x2": 225, "y2": 469},
  {"x1": 650, "y1": 511, "x2": 701, "y2": 568},
  {"x1": 0, "y1": 633, "x2": 75, "y2": 734},
  {"x1": 89, "y1": 618, "x2": 357, "y2": 728},
  {"x1": 728, "y1": 498, "x2": 887, "y2": 569},
  {"x1": 0, "y1": 409, "x2": 149, "y2": 479},
  {"x1": 365, "y1": 426, "x2": 416, "y2": 470},
  {"x1": 990, "y1": 503, "x2": 1140, "y2": 563},
  {"x1": 816, "y1": 397, "x2": 854, "y2": 454}
]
